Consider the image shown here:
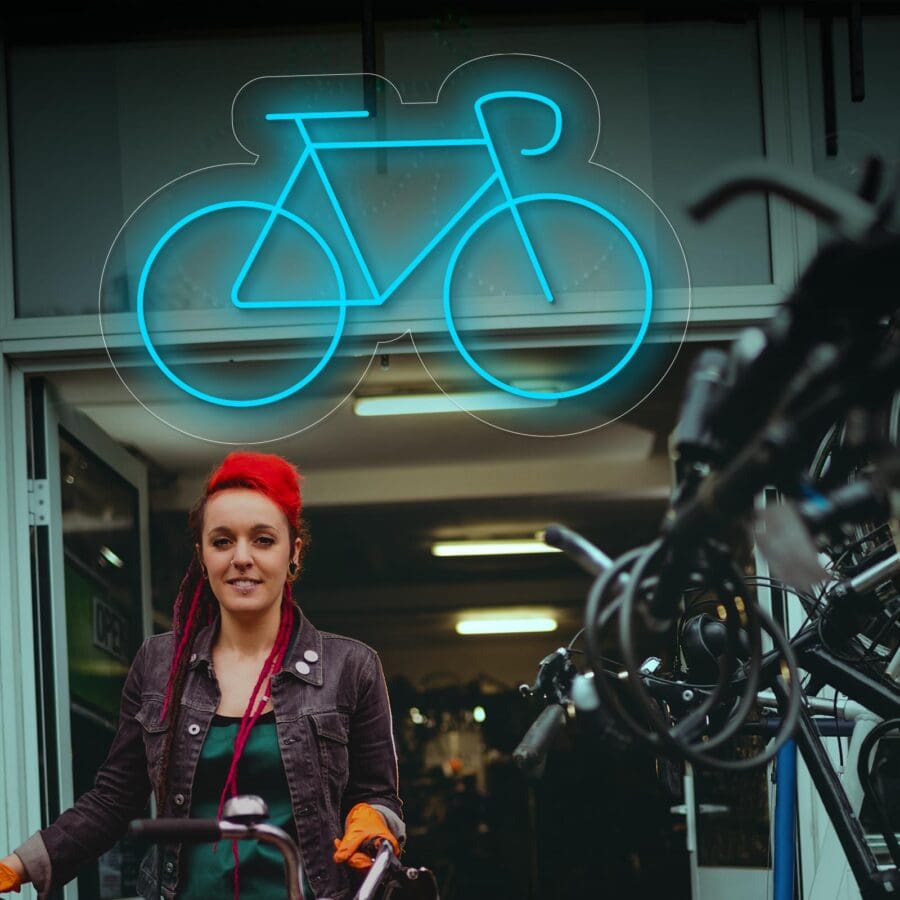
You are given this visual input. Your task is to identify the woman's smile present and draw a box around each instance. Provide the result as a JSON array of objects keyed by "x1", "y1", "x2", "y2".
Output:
[{"x1": 227, "y1": 578, "x2": 263, "y2": 594}]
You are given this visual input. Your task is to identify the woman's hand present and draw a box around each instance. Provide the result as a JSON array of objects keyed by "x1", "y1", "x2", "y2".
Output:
[
  {"x1": 333, "y1": 803, "x2": 400, "y2": 870},
  {"x1": 0, "y1": 854, "x2": 25, "y2": 893}
]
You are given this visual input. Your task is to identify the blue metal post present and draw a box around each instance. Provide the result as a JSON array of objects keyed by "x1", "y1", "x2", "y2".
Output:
[{"x1": 774, "y1": 739, "x2": 798, "y2": 900}]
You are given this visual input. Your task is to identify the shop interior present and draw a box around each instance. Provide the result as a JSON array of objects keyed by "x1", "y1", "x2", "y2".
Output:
[{"x1": 37, "y1": 338, "x2": 711, "y2": 899}]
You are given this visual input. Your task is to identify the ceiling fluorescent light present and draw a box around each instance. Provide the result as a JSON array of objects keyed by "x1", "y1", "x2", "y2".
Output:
[
  {"x1": 354, "y1": 391, "x2": 557, "y2": 417},
  {"x1": 432, "y1": 539, "x2": 561, "y2": 557},
  {"x1": 456, "y1": 616, "x2": 558, "y2": 635},
  {"x1": 99, "y1": 545, "x2": 125, "y2": 568}
]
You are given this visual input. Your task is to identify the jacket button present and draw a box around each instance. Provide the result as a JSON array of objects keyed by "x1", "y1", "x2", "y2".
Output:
[
  {"x1": 298, "y1": 804, "x2": 314, "y2": 817},
  {"x1": 189, "y1": 653, "x2": 197, "y2": 663},
  {"x1": 174, "y1": 793, "x2": 185, "y2": 806},
  {"x1": 187, "y1": 723, "x2": 200, "y2": 736},
  {"x1": 303, "y1": 649, "x2": 319, "y2": 663},
  {"x1": 295, "y1": 661, "x2": 311, "y2": 675},
  {"x1": 164, "y1": 861, "x2": 174, "y2": 874}
]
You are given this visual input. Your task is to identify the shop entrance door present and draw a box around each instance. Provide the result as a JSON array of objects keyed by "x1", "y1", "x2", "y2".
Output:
[{"x1": 27, "y1": 377, "x2": 152, "y2": 900}]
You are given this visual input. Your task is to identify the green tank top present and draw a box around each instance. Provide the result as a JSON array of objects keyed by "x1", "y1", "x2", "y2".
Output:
[{"x1": 178, "y1": 710, "x2": 315, "y2": 899}]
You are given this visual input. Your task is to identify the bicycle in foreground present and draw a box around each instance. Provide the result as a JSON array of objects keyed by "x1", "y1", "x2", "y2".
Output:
[
  {"x1": 514, "y1": 157, "x2": 900, "y2": 898},
  {"x1": 129, "y1": 795, "x2": 439, "y2": 900}
]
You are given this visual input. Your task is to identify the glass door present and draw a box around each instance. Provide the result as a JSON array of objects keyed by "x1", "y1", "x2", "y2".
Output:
[{"x1": 27, "y1": 377, "x2": 152, "y2": 900}]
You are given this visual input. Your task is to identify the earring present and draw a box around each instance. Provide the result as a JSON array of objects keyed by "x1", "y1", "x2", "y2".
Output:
[{"x1": 287, "y1": 561, "x2": 299, "y2": 582}]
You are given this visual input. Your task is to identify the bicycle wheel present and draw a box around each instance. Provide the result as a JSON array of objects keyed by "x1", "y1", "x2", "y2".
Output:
[
  {"x1": 443, "y1": 192, "x2": 653, "y2": 401},
  {"x1": 137, "y1": 200, "x2": 347, "y2": 408}
]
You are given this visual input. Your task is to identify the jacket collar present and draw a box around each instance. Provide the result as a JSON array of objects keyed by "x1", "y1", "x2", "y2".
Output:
[
  {"x1": 282, "y1": 606, "x2": 324, "y2": 686},
  {"x1": 187, "y1": 603, "x2": 324, "y2": 687}
]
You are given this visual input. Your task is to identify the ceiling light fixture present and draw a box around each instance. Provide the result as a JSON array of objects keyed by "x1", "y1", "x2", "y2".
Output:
[
  {"x1": 354, "y1": 390, "x2": 557, "y2": 417},
  {"x1": 432, "y1": 538, "x2": 560, "y2": 557},
  {"x1": 455, "y1": 615, "x2": 558, "y2": 635},
  {"x1": 99, "y1": 545, "x2": 125, "y2": 568}
]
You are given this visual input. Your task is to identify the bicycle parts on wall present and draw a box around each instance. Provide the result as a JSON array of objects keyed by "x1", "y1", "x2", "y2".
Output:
[{"x1": 99, "y1": 54, "x2": 690, "y2": 442}]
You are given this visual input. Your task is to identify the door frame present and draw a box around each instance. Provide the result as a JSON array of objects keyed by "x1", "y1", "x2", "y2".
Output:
[{"x1": 0, "y1": 367, "x2": 152, "y2": 899}]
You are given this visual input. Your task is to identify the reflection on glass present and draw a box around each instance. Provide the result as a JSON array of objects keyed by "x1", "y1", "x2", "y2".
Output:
[
  {"x1": 11, "y1": 15, "x2": 770, "y2": 322},
  {"x1": 60, "y1": 430, "x2": 145, "y2": 899}
]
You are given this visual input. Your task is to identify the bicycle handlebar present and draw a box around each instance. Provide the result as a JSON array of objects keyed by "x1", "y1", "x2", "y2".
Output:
[
  {"x1": 473, "y1": 91, "x2": 563, "y2": 157},
  {"x1": 513, "y1": 703, "x2": 567, "y2": 780},
  {"x1": 128, "y1": 816, "x2": 307, "y2": 900},
  {"x1": 128, "y1": 817, "x2": 223, "y2": 843},
  {"x1": 356, "y1": 841, "x2": 397, "y2": 900},
  {"x1": 128, "y1": 810, "x2": 439, "y2": 900},
  {"x1": 544, "y1": 523, "x2": 614, "y2": 576},
  {"x1": 687, "y1": 160, "x2": 880, "y2": 239}
]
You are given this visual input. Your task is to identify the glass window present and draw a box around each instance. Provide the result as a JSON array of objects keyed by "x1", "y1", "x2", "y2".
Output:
[
  {"x1": 8, "y1": 14, "x2": 770, "y2": 321},
  {"x1": 59, "y1": 430, "x2": 145, "y2": 898},
  {"x1": 383, "y1": 15, "x2": 771, "y2": 288},
  {"x1": 806, "y1": 12, "x2": 900, "y2": 198},
  {"x1": 8, "y1": 31, "x2": 359, "y2": 318}
]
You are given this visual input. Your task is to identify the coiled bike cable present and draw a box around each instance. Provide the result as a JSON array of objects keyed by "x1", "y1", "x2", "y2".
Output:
[
  {"x1": 585, "y1": 538, "x2": 803, "y2": 770},
  {"x1": 584, "y1": 542, "x2": 741, "y2": 756},
  {"x1": 625, "y1": 556, "x2": 801, "y2": 769},
  {"x1": 623, "y1": 540, "x2": 760, "y2": 751}
]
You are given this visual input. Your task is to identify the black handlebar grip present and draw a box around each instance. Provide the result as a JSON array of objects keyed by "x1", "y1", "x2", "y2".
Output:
[
  {"x1": 544, "y1": 524, "x2": 613, "y2": 577},
  {"x1": 513, "y1": 704, "x2": 566, "y2": 779},
  {"x1": 129, "y1": 818, "x2": 223, "y2": 843},
  {"x1": 671, "y1": 349, "x2": 729, "y2": 460}
]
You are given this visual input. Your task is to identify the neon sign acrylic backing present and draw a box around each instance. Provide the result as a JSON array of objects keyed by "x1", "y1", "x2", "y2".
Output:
[{"x1": 99, "y1": 54, "x2": 690, "y2": 442}]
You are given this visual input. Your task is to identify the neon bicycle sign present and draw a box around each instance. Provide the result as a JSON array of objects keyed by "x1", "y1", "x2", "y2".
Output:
[
  {"x1": 101, "y1": 55, "x2": 690, "y2": 440},
  {"x1": 137, "y1": 89, "x2": 652, "y2": 407}
]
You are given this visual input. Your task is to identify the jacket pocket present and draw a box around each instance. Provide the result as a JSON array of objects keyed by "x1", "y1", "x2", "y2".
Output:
[
  {"x1": 134, "y1": 698, "x2": 169, "y2": 784},
  {"x1": 311, "y1": 711, "x2": 350, "y2": 798}
]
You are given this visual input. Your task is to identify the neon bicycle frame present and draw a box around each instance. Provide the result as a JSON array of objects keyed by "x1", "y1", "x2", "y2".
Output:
[
  {"x1": 231, "y1": 90, "x2": 564, "y2": 310},
  {"x1": 136, "y1": 89, "x2": 653, "y2": 407}
]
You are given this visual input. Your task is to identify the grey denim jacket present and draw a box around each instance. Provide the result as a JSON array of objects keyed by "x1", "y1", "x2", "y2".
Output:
[{"x1": 14, "y1": 606, "x2": 404, "y2": 899}]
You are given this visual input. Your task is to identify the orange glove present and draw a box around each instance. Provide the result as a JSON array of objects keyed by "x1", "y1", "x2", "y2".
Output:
[
  {"x1": 333, "y1": 803, "x2": 400, "y2": 870},
  {"x1": 0, "y1": 861, "x2": 22, "y2": 894}
]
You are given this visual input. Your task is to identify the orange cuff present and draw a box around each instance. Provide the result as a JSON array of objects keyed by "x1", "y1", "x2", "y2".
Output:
[{"x1": 0, "y1": 862, "x2": 22, "y2": 893}]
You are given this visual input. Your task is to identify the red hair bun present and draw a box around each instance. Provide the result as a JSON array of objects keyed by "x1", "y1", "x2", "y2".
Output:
[{"x1": 206, "y1": 451, "x2": 302, "y2": 530}]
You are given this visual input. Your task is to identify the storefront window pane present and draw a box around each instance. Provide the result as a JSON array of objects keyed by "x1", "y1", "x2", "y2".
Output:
[
  {"x1": 383, "y1": 16, "x2": 770, "y2": 289},
  {"x1": 8, "y1": 14, "x2": 769, "y2": 320},
  {"x1": 806, "y1": 14, "x2": 900, "y2": 213},
  {"x1": 60, "y1": 430, "x2": 144, "y2": 897},
  {"x1": 8, "y1": 31, "x2": 359, "y2": 318}
]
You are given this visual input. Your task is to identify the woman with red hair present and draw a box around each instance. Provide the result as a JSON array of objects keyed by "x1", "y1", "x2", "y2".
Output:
[{"x1": 1, "y1": 451, "x2": 404, "y2": 899}]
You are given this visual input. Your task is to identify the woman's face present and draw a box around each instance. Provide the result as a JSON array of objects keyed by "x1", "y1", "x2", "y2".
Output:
[{"x1": 198, "y1": 488, "x2": 301, "y2": 619}]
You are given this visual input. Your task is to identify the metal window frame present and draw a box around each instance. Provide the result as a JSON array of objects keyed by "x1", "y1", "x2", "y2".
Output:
[
  {"x1": 0, "y1": 359, "x2": 43, "y2": 900},
  {"x1": 19, "y1": 378, "x2": 153, "y2": 900}
]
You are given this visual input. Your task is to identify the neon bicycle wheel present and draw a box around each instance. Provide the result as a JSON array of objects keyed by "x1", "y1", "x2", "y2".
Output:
[
  {"x1": 137, "y1": 201, "x2": 347, "y2": 408},
  {"x1": 443, "y1": 193, "x2": 653, "y2": 401}
]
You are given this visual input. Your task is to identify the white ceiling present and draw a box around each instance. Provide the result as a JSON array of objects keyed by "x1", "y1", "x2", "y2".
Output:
[{"x1": 45, "y1": 340, "x2": 685, "y2": 510}]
